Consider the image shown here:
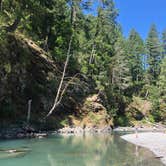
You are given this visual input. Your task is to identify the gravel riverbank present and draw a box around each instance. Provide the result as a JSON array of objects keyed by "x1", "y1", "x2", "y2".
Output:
[
  {"x1": 121, "y1": 132, "x2": 166, "y2": 165},
  {"x1": 0, "y1": 126, "x2": 113, "y2": 139}
]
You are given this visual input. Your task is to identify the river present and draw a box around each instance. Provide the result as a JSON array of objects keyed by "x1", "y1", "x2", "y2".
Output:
[{"x1": 0, "y1": 133, "x2": 164, "y2": 166}]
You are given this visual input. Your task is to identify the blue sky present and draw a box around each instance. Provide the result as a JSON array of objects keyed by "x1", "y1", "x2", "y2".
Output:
[{"x1": 115, "y1": 0, "x2": 166, "y2": 39}]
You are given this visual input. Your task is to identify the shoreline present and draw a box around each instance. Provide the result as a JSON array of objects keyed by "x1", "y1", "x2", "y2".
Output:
[
  {"x1": 0, "y1": 126, "x2": 113, "y2": 139},
  {"x1": 121, "y1": 132, "x2": 166, "y2": 165},
  {"x1": 0, "y1": 125, "x2": 165, "y2": 139},
  {"x1": 114, "y1": 126, "x2": 166, "y2": 132}
]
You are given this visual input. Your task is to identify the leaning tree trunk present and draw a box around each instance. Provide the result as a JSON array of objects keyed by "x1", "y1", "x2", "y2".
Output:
[
  {"x1": 27, "y1": 99, "x2": 32, "y2": 124},
  {"x1": 45, "y1": 35, "x2": 73, "y2": 118},
  {"x1": 45, "y1": 0, "x2": 77, "y2": 118}
]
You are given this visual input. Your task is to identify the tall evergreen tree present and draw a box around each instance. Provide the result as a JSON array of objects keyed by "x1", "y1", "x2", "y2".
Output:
[
  {"x1": 109, "y1": 33, "x2": 131, "y2": 91},
  {"x1": 77, "y1": 0, "x2": 119, "y2": 90},
  {"x1": 90, "y1": 0, "x2": 118, "y2": 89},
  {"x1": 157, "y1": 57, "x2": 166, "y2": 120},
  {"x1": 146, "y1": 24, "x2": 161, "y2": 85},
  {"x1": 161, "y1": 29, "x2": 166, "y2": 59},
  {"x1": 158, "y1": 57, "x2": 166, "y2": 100},
  {"x1": 127, "y1": 29, "x2": 145, "y2": 83}
]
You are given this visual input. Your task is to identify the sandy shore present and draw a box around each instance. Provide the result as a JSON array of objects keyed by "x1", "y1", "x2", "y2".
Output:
[{"x1": 121, "y1": 132, "x2": 166, "y2": 165}]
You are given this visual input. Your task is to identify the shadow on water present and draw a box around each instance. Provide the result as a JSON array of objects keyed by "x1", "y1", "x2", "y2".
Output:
[{"x1": 0, "y1": 134, "x2": 164, "y2": 166}]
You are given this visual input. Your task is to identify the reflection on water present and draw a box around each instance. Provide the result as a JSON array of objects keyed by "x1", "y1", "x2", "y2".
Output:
[{"x1": 0, "y1": 134, "x2": 164, "y2": 166}]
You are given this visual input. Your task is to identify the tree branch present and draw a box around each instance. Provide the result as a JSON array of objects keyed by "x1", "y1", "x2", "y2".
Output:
[
  {"x1": 58, "y1": 73, "x2": 81, "y2": 104},
  {"x1": 5, "y1": 16, "x2": 21, "y2": 32}
]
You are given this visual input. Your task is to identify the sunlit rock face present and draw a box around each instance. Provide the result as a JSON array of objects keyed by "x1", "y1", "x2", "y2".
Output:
[{"x1": 64, "y1": 94, "x2": 113, "y2": 129}]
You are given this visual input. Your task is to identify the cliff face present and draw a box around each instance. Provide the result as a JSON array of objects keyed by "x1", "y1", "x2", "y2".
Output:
[
  {"x1": 0, "y1": 33, "x2": 112, "y2": 130},
  {"x1": 0, "y1": 34, "x2": 57, "y2": 125},
  {"x1": 70, "y1": 94, "x2": 113, "y2": 128},
  {"x1": 0, "y1": 34, "x2": 84, "y2": 127}
]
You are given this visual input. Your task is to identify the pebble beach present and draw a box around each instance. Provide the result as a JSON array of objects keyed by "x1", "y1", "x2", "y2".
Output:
[{"x1": 121, "y1": 132, "x2": 166, "y2": 165}]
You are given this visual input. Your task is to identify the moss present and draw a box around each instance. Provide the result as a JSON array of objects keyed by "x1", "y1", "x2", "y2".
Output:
[
  {"x1": 147, "y1": 115, "x2": 155, "y2": 123},
  {"x1": 88, "y1": 112, "x2": 104, "y2": 124},
  {"x1": 4, "y1": 63, "x2": 11, "y2": 73},
  {"x1": 60, "y1": 119, "x2": 69, "y2": 127}
]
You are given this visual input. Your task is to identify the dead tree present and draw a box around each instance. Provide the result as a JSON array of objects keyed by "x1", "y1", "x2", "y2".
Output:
[
  {"x1": 45, "y1": 35, "x2": 73, "y2": 118},
  {"x1": 45, "y1": 0, "x2": 77, "y2": 118},
  {"x1": 27, "y1": 99, "x2": 32, "y2": 124}
]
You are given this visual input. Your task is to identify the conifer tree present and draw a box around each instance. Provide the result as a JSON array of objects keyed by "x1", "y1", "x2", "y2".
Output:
[
  {"x1": 146, "y1": 24, "x2": 161, "y2": 85},
  {"x1": 161, "y1": 29, "x2": 166, "y2": 59},
  {"x1": 109, "y1": 33, "x2": 131, "y2": 91},
  {"x1": 127, "y1": 29, "x2": 145, "y2": 83},
  {"x1": 158, "y1": 57, "x2": 166, "y2": 100}
]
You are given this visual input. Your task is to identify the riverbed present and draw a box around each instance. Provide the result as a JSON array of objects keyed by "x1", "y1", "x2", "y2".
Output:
[{"x1": 0, "y1": 134, "x2": 164, "y2": 166}]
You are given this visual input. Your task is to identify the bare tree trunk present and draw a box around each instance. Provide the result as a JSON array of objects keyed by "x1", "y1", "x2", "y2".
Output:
[
  {"x1": 27, "y1": 99, "x2": 32, "y2": 124},
  {"x1": 43, "y1": 35, "x2": 49, "y2": 52},
  {"x1": 45, "y1": 0, "x2": 76, "y2": 118},
  {"x1": 145, "y1": 90, "x2": 149, "y2": 98},
  {"x1": 45, "y1": 35, "x2": 73, "y2": 118}
]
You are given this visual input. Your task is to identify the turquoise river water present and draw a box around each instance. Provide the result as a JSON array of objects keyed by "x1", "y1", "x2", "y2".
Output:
[{"x1": 0, "y1": 134, "x2": 164, "y2": 166}]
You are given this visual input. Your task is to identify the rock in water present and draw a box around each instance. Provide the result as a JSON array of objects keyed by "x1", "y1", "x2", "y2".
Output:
[{"x1": 0, "y1": 147, "x2": 31, "y2": 159}]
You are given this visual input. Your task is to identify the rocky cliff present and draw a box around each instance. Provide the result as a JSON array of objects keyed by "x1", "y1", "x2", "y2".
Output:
[{"x1": 0, "y1": 33, "x2": 111, "y2": 130}]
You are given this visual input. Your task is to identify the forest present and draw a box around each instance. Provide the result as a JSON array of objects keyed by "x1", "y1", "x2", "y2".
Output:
[{"x1": 0, "y1": 0, "x2": 165, "y2": 129}]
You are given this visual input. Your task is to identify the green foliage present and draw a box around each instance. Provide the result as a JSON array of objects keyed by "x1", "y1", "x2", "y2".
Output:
[
  {"x1": 60, "y1": 119, "x2": 69, "y2": 127},
  {"x1": 146, "y1": 24, "x2": 161, "y2": 85},
  {"x1": 4, "y1": 63, "x2": 11, "y2": 73},
  {"x1": 115, "y1": 116, "x2": 130, "y2": 127},
  {"x1": 127, "y1": 29, "x2": 145, "y2": 83},
  {"x1": 158, "y1": 57, "x2": 166, "y2": 100},
  {"x1": 0, "y1": 0, "x2": 165, "y2": 126},
  {"x1": 0, "y1": 98, "x2": 13, "y2": 119},
  {"x1": 148, "y1": 85, "x2": 161, "y2": 121},
  {"x1": 109, "y1": 33, "x2": 131, "y2": 91},
  {"x1": 161, "y1": 29, "x2": 166, "y2": 59},
  {"x1": 88, "y1": 112, "x2": 103, "y2": 124},
  {"x1": 147, "y1": 115, "x2": 155, "y2": 123}
]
